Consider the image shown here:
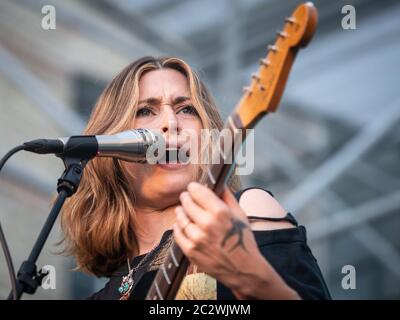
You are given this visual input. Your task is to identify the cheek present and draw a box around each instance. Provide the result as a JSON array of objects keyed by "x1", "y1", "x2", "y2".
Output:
[
  {"x1": 181, "y1": 121, "x2": 203, "y2": 156},
  {"x1": 132, "y1": 117, "x2": 159, "y2": 130},
  {"x1": 120, "y1": 162, "x2": 143, "y2": 181},
  {"x1": 181, "y1": 117, "x2": 202, "y2": 137}
]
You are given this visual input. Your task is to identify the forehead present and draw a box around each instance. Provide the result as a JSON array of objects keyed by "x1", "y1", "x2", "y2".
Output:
[{"x1": 138, "y1": 68, "x2": 190, "y2": 99}]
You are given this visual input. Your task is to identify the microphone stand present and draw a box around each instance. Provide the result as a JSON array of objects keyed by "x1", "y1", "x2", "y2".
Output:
[{"x1": 7, "y1": 155, "x2": 87, "y2": 300}]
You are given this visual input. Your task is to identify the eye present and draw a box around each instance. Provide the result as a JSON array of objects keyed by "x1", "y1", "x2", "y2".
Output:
[
  {"x1": 178, "y1": 105, "x2": 199, "y2": 116},
  {"x1": 136, "y1": 107, "x2": 154, "y2": 117}
]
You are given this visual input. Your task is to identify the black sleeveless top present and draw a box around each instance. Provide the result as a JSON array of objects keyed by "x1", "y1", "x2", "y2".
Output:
[{"x1": 87, "y1": 187, "x2": 331, "y2": 300}]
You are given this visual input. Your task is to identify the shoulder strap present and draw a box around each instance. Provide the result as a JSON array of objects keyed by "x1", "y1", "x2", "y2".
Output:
[
  {"x1": 234, "y1": 186, "x2": 274, "y2": 200},
  {"x1": 247, "y1": 212, "x2": 298, "y2": 226},
  {"x1": 235, "y1": 187, "x2": 298, "y2": 227}
]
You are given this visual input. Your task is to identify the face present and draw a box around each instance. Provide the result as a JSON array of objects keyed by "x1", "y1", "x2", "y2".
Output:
[{"x1": 124, "y1": 68, "x2": 203, "y2": 209}]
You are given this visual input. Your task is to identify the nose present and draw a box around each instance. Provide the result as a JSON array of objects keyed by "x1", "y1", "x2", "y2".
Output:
[{"x1": 160, "y1": 104, "x2": 179, "y2": 135}]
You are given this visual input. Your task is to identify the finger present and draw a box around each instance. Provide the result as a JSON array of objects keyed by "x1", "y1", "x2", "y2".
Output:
[
  {"x1": 173, "y1": 223, "x2": 195, "y2": 257},
  {"x1": 179, "y1": 192, "x2": 212, "y2": 227},
  {"x1": 176, "y1": 206, "x2": 210, "y2": 251},
  {"x1": 175, "y1": 206, "x2": 205, "y2": 239},
  {"x1": 175, "y1": 205, "x2": 191, "y2": 227},
  {"x1": 187, "y1": 182, "x2": 228, "y2": 214}
]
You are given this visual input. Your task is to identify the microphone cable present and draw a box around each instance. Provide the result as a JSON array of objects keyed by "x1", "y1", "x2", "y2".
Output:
[{"x1": 0, "y1": 144, "x2": 26, "y2": 300}]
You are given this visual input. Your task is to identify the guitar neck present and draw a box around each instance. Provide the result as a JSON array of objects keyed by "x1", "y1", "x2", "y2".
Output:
[
  {"x1": 145, "y1": 2, "x2": 318, "y2": 300},
  {"x1": 145, "y1": 115, "x2": 245, "y2": 300}
]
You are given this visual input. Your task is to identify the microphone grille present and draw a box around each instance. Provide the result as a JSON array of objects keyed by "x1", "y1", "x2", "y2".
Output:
[{"x1": 136, "y1": 128, "x2": 163, "y2": 146}]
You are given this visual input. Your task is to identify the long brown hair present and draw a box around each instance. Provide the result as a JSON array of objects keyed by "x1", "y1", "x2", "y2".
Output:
[{"x1": 60, "y1": 56, "x2": 241, "y2": 277}]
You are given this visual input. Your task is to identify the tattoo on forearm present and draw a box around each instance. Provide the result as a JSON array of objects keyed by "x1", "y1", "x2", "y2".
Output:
[{"x1": 221, "y1": 218, "x2": 250, "y2": 252}]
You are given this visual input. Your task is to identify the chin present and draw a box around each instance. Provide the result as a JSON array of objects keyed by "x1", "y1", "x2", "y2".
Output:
[
  {"x1": 160, "y1": 172, "x2": 191, "y2": 187},
  {"x1": 135, "y1": 163, "x2": 200, "y2": 199},
  {"x1": 155, "y1": 166, "x2": 194, "y2": 188}
]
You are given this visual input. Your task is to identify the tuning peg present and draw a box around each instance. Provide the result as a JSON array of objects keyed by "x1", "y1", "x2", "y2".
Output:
[
  {"x1": 251, "y1": 73, "x2": 261, "y2": 82},
  {"x1": 267, "y1": 45, "x2": 278, "y2": 53},
  {"x1": 243, "y1": 86, "x2": 252, "y2": 95},
  {"x1": 285, "y1": 17, "x2": 296, "y2": 24},
  {"x1": 259, "y1": 58, "x2": 270, "y2": 67},
  {"x1": 259, "y1": 84, "x2": 266, "y2": 91},
  {"x1": 276, "y1": 30, "x2": 287, "y2": 38}
]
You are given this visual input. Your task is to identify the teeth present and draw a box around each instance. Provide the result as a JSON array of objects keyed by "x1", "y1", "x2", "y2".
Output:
[
  {"x1": 163, "y1": 148, "x2": 179, "y2": 164},
  {"x1": 167, "y1": 149, "x2": 177, "y2": 163},
  {"x1": 157, "y1": 148, "x2": 190, "y2": 164}
]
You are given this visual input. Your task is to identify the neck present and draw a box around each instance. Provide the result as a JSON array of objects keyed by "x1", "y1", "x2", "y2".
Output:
[{"x1": 133, "y1": 203, "x2": 177, "y2": 256}]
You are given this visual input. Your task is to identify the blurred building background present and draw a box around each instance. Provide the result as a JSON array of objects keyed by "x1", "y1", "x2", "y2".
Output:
[{"x1": 0, "y1": 0, "x2": 399, "y2": 299}]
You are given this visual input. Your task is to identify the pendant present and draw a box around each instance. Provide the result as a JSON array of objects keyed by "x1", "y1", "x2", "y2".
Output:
[{"x1": 118, "y1": 271, "x2": 134, "y2": 300}]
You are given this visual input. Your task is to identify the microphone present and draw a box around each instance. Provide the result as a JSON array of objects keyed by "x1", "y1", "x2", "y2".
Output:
[{"x1": 23, "y1": 129, "x2": 163, "y2": 163}]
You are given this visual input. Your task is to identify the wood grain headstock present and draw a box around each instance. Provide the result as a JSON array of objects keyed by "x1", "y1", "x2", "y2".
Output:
[{"x1": 233, "y1": 2, "x2": 318, "y2": 129}]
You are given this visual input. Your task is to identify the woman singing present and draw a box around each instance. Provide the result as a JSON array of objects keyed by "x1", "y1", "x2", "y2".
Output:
[{"x1": 60, "y1": 56, "x2": 331, "y2": 300}]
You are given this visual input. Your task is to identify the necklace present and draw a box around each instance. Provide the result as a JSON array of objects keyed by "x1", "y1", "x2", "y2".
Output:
[{"x1": 118, "y1": 240, "x2": 162, "y2": 300}]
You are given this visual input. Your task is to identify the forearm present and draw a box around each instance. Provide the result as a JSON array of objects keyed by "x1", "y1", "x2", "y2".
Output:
[{"x1": 230, "y1": 254, "x2": 301, "y2": 300}]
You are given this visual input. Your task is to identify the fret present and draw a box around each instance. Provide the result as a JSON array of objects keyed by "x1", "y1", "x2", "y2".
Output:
[
  {"x1": 218, "y1": 128, "x2": 234, "y2": 163},
  {"x1": 169, "y1": 246, "x2": 179, "y2": 267},
  {"x1": 219, "y1": 144, "x2": 227, "y2": 161},
  {"x1": 206, "y1": 167, "x2": 216, "y2": 185},
  {"x1": 228, "y1": 115, "x2": 240, "y2": 132},
  {"x1": 203, "y1": 125, "x2": 237, "y2": 191},
  {"x1": 228, "y1": 118, "x2": 248, "y2": 160},
  {"x1": 161, "y1": 263, "x2": 171, "y2": 285},
  {"x1": 154, "y1": 281, "x2": 164, "y2": 300},
  {"x1": 147, "y1": 285, "x2": 156, "y2": 300}
]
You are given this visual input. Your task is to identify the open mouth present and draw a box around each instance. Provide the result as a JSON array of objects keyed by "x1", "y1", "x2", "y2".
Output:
[{"x1": 156, "y1": 148, "x2": 190, "y2": 164}]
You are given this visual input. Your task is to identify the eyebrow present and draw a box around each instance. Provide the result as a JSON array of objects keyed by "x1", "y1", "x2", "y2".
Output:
[{"x1": 138, "y1": 96, "x2": 191, "y2": 105}]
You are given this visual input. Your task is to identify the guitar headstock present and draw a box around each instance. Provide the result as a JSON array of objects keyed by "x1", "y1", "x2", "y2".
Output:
[{"x1": 233, "y1": 2, "x2": 318, "y2": 129}]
